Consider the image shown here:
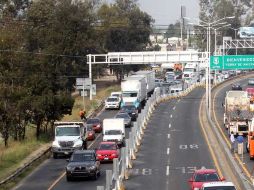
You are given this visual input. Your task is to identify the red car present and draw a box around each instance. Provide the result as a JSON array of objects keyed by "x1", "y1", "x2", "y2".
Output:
[
  {"x1": 86, "y1": 118, "x2": 102, "y2": 133},
  {"x1": 96, "y1": 141, "x2": 119, "y2": 162},
  {"x1": 188, "y1": 168, "x2": 225, "y2": 190},
  {"x1": 87, "y1": 126, "x2": 95, "y2": 141}
]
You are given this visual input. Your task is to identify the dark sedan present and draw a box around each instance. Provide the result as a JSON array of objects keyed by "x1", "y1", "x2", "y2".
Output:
[
  {"x1": 231, "y1": 83, "x2": 242, "y2": 90},
  {"x1": 120, "y1": 105, "x2": 138, "y2": 121},
  {"x1": 66, "y1": 150, "x2": 100, "y2": 181},
  {"x1": 86, "y1": 118, "x2": 102, "y2": 133}
]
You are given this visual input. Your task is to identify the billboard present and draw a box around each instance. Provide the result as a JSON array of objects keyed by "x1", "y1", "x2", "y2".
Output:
[{"x1": 238, "y1": 27, "x2": 254, "y2": 38}]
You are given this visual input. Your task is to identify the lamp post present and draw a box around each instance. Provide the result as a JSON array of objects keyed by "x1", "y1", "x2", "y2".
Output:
[
  {"x1": 213, "y1": 24, "x2": 231, "y2": 84},
  {"x1": 187, "y1": 16, "x2": 234, "y2": 115}
]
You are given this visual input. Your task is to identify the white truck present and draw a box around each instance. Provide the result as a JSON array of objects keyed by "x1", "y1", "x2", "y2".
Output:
[
  {"x1": 51, "y1": 122, "x2": 87, "y2": 159},
  {"x1": 182, "y1": 62, "x2": 199, "y2": 83},
  {"x1": 132, "y1": 70, "x2": 156, "y2": 96},
  {"x1": 121, "y1": 76, "x2": 146, "y2": 110},
  {"x1": 103, "y1": 118, "x2": 125, "y2": 146},
  {"x1": 224, "y1": 91, "x2": 251, "y2": 135}
]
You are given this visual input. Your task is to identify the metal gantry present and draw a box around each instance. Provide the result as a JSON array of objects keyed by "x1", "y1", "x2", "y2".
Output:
[{"x1": 223, "y1": 37, "x2": 254, "y2": 55}]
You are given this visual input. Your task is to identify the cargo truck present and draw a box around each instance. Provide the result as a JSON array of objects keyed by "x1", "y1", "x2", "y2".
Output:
[
  {"x1": 223, "y1": 91, "x2": 251, "y2": 135},
  {"x1": 51, "y1": 121, "x2": 88, "y2": 159},
  {"x1": 132, "y1": 70, "x2": 155, "y2": 96},
  {"x1": 103, "y1": 118, "x2": 125, "y2": 146},
  {"x1": 121, "y1": 76, "x2": 146, "y2": 110}
]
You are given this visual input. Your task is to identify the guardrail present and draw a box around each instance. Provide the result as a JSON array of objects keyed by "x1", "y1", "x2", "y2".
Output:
[
  {"x1": 97, "y1": 81, "x2": 205, "y2": 190},
  {"x1": 0, "y1": 100, "x2": 106, "y2": 187}
]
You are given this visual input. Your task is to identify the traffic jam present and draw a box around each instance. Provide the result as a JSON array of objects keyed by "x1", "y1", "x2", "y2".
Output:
[{"x1": 50, "y1": 67, "x2": 247, "y2": 190}]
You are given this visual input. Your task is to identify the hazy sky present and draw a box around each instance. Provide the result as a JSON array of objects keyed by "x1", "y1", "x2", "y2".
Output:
[{"x1": 104, "y1": 0, "x2": 200, "y2": 25}]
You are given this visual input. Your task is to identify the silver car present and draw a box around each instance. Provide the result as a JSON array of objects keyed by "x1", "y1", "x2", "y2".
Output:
[
  {"x1": 115, "y1": 112, "x2": 132, "y2": 127},
  {"x1": 248, "y1": 78, "x2": 254, "y2": 85}
]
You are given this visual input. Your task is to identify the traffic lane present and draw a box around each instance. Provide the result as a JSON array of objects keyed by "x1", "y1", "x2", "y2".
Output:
[
  {"x1": 125, "y1": 100, "x2": 178, "y2": 190},
  {"x1": 50, "y1": 109, "x2": 132, "y2": 190},
  {"x1": 13, "y1": 158, "x2": 66, "y2": 190},
  {"x1": 13, "y1": 109, "x2": 119, "y2": 190},
  {"x1": 168, "y1": 89, "x2": 214, "y2": 189},
  {"x1": 125, "y1": 89, "x2": 214, "y2": 190},
  {"x1": 213, "y1": 78, "x2": 254, "y2": 175},
  {"x1": 53, "y1": 163, "x2": 112, "y2": 190}
]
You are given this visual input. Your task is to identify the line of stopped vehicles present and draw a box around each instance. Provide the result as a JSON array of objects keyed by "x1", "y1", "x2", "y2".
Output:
[
  {"x1": 51, "y1": 70, "x2": 158, "y2": 182},
  {"x1": 50, "y1": 69, "x2": 247, "y2": 189}
]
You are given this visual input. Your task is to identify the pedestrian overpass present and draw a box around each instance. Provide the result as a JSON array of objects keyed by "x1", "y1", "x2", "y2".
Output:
[
  {"x1": 87, "y1": 51, "x2": 208, "y2": 65},
  {"x1": 86, "y1": 50, "x2": 208, "y2": 99}
]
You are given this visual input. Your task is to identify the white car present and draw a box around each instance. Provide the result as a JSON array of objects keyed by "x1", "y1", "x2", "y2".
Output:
[
  {"x1": 105, "y1": 96, "x2": 121, "y2": 109},
  {"x1": 111, "y1": 91, "x2": 122, "y2": 99},
  {"x1": 201, "y1": 182, "x2": 236, "y2": 190},
  {"x1": 248, "y1": 78, "x2": 254, "y2": 85}
]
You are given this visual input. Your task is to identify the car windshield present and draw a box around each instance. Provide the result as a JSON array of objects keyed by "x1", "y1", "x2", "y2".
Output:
[
  {"x1": 56, "y1": 127, "x2": 80, "y2": 136},
  {"x1": 203, "y1": 187, "x2": 236, "y2": 190},
  {"x1": 194, "y1": 173, "x2": 220, "y2": 182},
  {"x1": 107, "y1": 97, "x2": 118, "y2": 102},
  {"x1": 70, "y1": 153, "x2": 95, "y2": 162},
  {"x1": 122, "y1": 106, "x2": 136, "y2": 111},
  {"x1": 105, "y1": 130, "x2": 122, "y2": 135},
  {"x1": 86, "y1": 119, "x2": 100, "y2": 124},
  {"x1": 98, "y1": 143, "x2": 117, "y2": 150},
  {"x1": 122, "y1": 92, "x2": 137, "y2": 97},
  {"x1": 112, "y1": 94, "x2": 120, "y2": 97},
  {"x1": 116, "y1": 114, "x2": 130, "y2": 119}
]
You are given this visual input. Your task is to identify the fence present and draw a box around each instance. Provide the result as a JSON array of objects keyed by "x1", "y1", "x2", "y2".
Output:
[{"x1": 97, "y1": 81, "x2": 205, "y2": 190}]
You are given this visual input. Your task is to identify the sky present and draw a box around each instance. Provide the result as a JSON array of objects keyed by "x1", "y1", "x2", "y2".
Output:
[{"x1": 104, "y1": 0, "x2": 200, "y2": 25}]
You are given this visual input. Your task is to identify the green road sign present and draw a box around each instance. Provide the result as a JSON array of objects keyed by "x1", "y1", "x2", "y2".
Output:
[{"x1": 210, "y1": 55, "x2": 254, "y2": 70}]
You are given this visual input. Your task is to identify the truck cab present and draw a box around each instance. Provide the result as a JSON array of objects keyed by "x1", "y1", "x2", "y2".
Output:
[{"x1": 51, "y1": 122, "x2": 87, "y2": 158}]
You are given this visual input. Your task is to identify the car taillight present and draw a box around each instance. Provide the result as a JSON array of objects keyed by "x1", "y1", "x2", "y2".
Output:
[
  {"x1": 97, "y1": 154, "x2": 102, "y2": 157},
  {"x1": 88, "y1": 132, "x2": 93, "y2": 136}
]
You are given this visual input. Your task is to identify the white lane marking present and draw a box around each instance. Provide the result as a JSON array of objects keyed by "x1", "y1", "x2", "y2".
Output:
[
  {"x1": 167, "y1": 148, "x2": 170, "y2": 155},
  {"x1": 170, "y1": 114, "x2": 173, "y2": 118},
  {"x1": 177, "y1": 99, "x2": 180, "y2": 102},
  {"x1": 168, "y1": 134, "x2": 171, "y2": 139},
  {"x1": 173, "y1": 106, "x2": 176, "y2": 110},
  {"x1": 166, "y1": 166, "x2": 170, "y2": 176},
  {"x1": 169, "y1": 123, "x2": 171, "y2": 129}
]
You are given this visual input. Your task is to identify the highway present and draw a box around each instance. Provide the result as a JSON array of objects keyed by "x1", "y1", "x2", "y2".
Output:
[
  {"x1": 13, "y1": 109, "x2": 125, "y2": 190},
  {"x1": 125, "y1": 88, "x2": 215, "y2": 189},
  {"x1": 212, "y1": 74, "x2": 254, "y2": 183},
  {"x1": 13, "y1": 77, "x2": 251, "y2": 190}
]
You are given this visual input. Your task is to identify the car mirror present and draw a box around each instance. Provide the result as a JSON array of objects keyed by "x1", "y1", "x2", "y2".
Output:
[{"x1": 66, "y1": 159, "x2": 70, "y2": 162}]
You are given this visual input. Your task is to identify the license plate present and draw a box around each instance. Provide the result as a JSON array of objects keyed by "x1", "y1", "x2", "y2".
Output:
[
  {"x1": 64, "y1": 151, "x2": 69, "y2": 155},
  {"x1": 104, "y1": 157, "x2": 109, "y2": 160}
]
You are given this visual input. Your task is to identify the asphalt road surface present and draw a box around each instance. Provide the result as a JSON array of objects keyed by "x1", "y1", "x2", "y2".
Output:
[
  {"x1": 212, "y1": 76, "x2": 254, "y2": 180},
  {"x1": 125, "y1": 88, "x2": 215, "y2": 190},
  {"x1": 13, "y1": 109, "x2": 125, "y2": 190}
]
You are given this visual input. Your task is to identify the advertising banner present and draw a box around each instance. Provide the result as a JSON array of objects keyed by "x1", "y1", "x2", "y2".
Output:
[{"x1": 239, "y1": 27, "x2": 254, "y2": 38}]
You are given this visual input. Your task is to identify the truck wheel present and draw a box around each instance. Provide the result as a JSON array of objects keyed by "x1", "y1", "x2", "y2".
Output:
[{"x1": 53, "y1": 153, "x2": 58, "y2": 159}]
